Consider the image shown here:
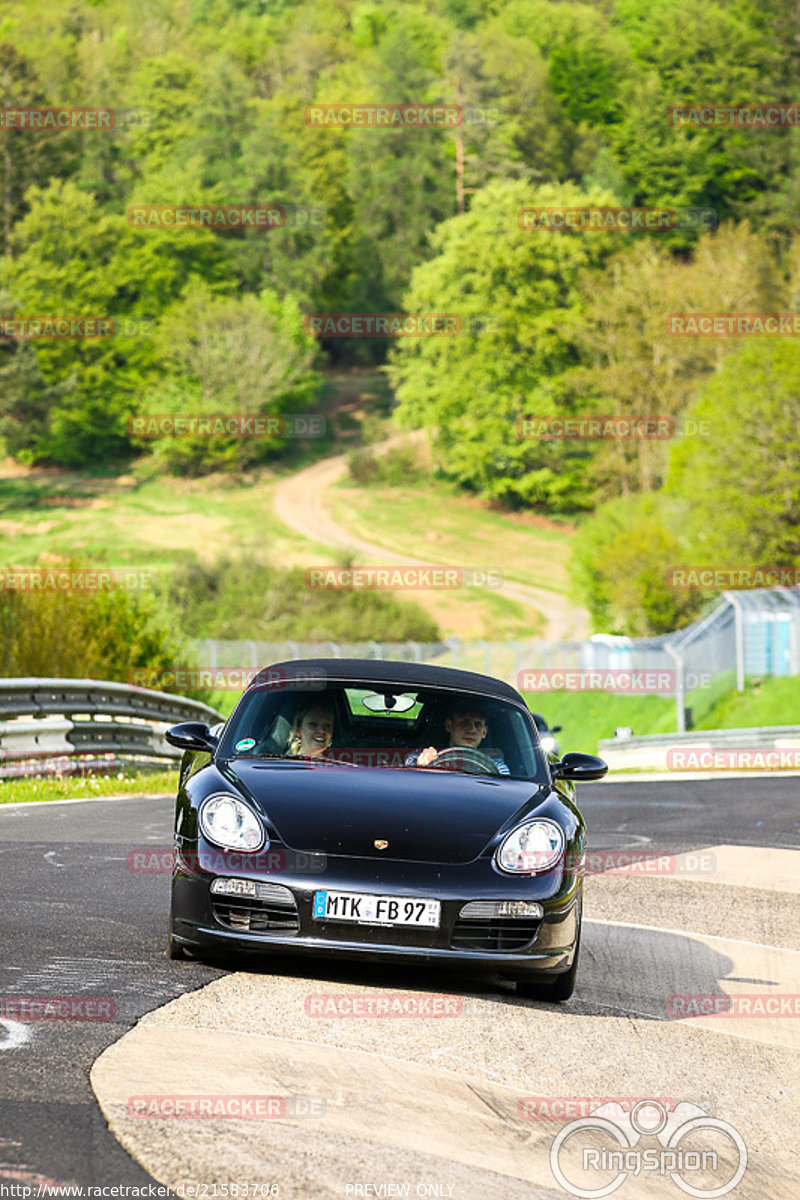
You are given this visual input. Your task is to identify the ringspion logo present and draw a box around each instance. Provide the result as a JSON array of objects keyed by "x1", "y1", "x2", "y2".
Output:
[{"x1": 550, "y1": 1100, "x2": 746, "y2": 1198}]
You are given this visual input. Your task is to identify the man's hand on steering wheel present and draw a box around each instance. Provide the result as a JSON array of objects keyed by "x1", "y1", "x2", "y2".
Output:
[{"x1": 423, "y1": 745, "x2": 501, "y2": 776}]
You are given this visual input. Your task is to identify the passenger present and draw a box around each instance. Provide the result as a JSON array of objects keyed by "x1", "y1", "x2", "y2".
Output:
[
  {"x1": 407, "y1": 704, "x2": 510, "y2": 775},
  {"x1": 286, "y1": 703, "x2": 335, "y2": 758}
]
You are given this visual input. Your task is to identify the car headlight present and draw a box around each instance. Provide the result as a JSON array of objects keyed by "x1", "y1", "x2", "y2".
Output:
[
  {"x1": 496, "y1": 819, "x2": 565, "y2": 874},
  {"x1": 198, "y1": 793, "x2": 266, "y2": 852}
]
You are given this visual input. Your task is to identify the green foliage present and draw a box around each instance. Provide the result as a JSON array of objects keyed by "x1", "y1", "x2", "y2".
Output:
[
  {"x1": 386, "y1": 178, "x2": 619, "y2": 511},
  {"x1": 667, "y1": 340, "x2": 800, "y2": 565},
  {"x1": 568, "y1": 493, "x2": 705, "y2": 635},
  {"x1": 139, "y1": 284, "x2": 322, "y2": 475},
  {"x1": 0, "y1": 559, "x2": 186, "y2": 682},
  {"x1": 572, "y1": 223, "x2": 780, "y2": 498},
  {"x1": 346, "y1": 443, "x2": 426, "y2": 486},
  {"x1": 163, "y1": 557, "x2": 441, "y2": 642}
]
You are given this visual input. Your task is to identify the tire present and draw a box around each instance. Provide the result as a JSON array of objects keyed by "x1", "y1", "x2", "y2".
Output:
[
  {"x1": 167, "y1": 894, "x2": 196, "y2": 960},
  {"x1": 516, "y1": 898, "x2": 582, "y2": 1003},
  {"x1": 516, "y1": 957, "x2": 578, "y2": 1003},
  {"x1": 167, "y1": 926, "x2": 187, "y2": 959}
]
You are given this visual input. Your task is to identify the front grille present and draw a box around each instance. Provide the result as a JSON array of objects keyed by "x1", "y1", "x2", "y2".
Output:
[
  {"x1": 211, "y1": 882, "x2": 300, "y2": 935},
  {"x1": 450, "y1": 916, "x2": 541, "y2": 952}
]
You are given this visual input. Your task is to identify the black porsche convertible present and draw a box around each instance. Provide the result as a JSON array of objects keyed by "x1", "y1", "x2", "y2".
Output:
[{"x1": 165, "y1": 659, "x2": 607, "y2": 1001}]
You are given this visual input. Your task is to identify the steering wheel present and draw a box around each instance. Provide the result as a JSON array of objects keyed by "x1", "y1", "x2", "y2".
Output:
[{"x1": 427, "y1": 746, "x2": 500, "y2": 776}]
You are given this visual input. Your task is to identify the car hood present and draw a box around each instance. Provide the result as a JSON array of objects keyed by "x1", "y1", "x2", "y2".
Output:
[{"x1": 226, "y1": 760, "x2": 548, "y2": 864}]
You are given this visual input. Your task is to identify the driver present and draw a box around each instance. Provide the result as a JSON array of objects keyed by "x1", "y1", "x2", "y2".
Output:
[{"x1": 407, "y1": 704, "x2": 510, "y2": 775}]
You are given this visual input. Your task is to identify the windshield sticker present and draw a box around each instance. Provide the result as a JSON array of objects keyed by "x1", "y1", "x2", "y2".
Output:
[{"x1": 234, "y1": 737, "x2": 256, "y2": 752}]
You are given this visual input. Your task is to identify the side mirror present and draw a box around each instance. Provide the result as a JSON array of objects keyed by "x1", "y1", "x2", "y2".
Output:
[
  {"x1": 551, "y1": 751, "x2": 608, "y2": 781},
  {"x1": 166, "y1": 721, "x2": 218, "y2": 753}
]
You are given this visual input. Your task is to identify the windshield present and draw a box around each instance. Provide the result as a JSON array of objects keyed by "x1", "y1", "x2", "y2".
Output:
[{"x1": 217, "y1": 682, "x2": 547, "y2": 781}]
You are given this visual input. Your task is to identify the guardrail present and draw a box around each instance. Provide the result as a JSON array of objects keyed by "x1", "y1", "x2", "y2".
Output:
[
  {"x1": 0, "y1": 679, "x2": 224, "y2": 779},
  {"x1": 598, "y1": 725, "x2": 800, "y2": 772}
]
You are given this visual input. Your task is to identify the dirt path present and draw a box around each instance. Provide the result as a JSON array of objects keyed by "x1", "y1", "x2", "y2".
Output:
[{"x1": 272, "y1": 437, "x2": 589, "y2": 642}]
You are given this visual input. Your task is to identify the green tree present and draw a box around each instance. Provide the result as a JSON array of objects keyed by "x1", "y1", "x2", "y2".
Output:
[
  {"x1": 572, "y1": 222, "x2": 780, "y2": 498},
  {"x1": 140, "y1": 283, "x2": 321, "y2": 474},
  {"x1": 386, "y1": 178, "x2": 619, "y2": 510},
  {"x1": 667, "y1": 339, "x2": 800, "y2": 565},
  {"x1": 0, "y1": 562, "x2": 185, "y2": 683},
  {"x1": 0, "y1": 178, "x2": 225, "y2": 464},
  {"x1": 0, "y1": 42, "x2": 77, "y2": 257},
  {"x1": 569, "y1": 493, "x2": 704, "y2": 634},
  {"x1": 607, "y1": 0, "x2": 780, "y2": 231}
]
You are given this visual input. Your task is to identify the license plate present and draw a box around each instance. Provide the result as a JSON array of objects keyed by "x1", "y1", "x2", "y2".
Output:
[{"x1": 312, "y1": 890, "x2": 440, "y2": 928}]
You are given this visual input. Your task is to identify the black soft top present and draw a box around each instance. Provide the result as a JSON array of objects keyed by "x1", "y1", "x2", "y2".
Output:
[{"x1": 251, "y1": 657, "x2": 526, "y2": 705}]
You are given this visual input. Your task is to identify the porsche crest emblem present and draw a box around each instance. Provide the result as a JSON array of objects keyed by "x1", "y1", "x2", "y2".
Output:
[{"x1": 374, "y1": 839, "x2": 389, "y2": 850}]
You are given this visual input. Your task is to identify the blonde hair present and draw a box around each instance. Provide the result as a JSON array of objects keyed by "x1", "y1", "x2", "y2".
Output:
[{"x1": 287, "y1": 703, "x2": 334, "y2": 756}]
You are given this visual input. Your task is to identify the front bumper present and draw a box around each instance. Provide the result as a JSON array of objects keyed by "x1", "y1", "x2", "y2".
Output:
[{"x1": 171, "y1": 844, "x2": 582, "y2": 981}]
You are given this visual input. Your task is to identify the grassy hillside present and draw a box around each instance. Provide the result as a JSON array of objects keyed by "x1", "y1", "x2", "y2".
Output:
[{"x1": 526, "y1": 675, "x2": 800, "y2": 755}]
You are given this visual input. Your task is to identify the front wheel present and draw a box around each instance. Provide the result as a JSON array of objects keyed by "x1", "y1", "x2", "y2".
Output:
[
  {"x1": 167, "y1": 894, "x2": 195, "y2": 960},
  {"x1": 516, "y1": 957, "x2": 578, "y2": 1003},
  {"x1": 516, "y1": 901, "x2": 582, "y2": 1003}
]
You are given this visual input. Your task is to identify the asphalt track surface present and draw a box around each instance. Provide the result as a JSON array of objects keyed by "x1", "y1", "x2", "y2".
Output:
[{"x1": 1, "y1": 778, "x2": 798, "y2": 1195}]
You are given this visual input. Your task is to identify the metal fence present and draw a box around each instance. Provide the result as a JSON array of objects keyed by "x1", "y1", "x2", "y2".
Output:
[
  {"x1": 192, "y1": 587, "x2": 800, "y2": 732},
  {"x1": 0, "y1": 679, "x2": 223, "y2": 779}
]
